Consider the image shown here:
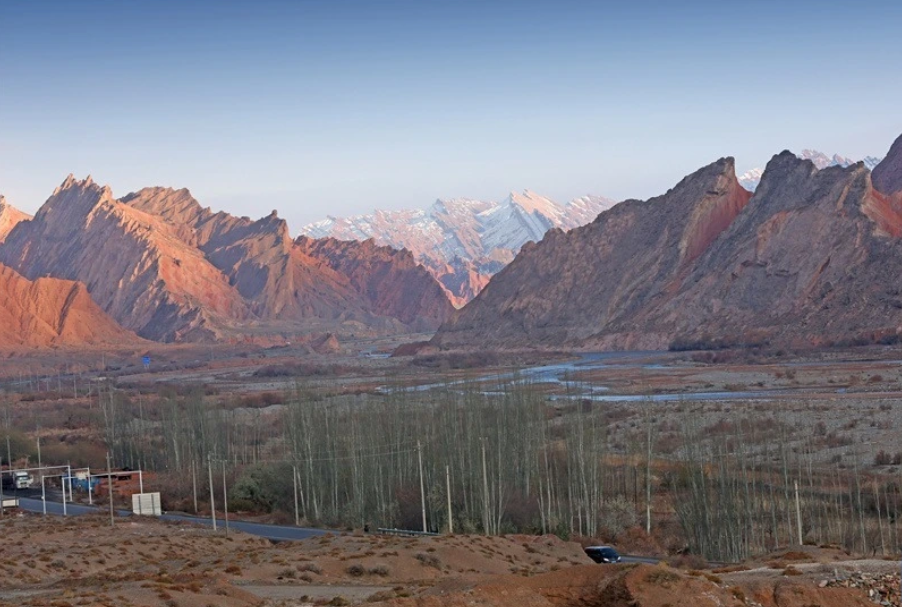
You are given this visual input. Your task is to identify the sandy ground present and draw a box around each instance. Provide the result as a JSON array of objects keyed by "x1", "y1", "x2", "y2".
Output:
[{"x1": 0, "y1": 513, "x2": 897, "y2": 607}]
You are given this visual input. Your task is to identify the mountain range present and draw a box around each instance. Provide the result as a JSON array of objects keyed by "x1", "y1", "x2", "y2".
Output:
[
  {"x1": 300, "y1": 192, "x2": 616, "y2": 306},
  {"x1": 0, "y1": 177, "x2": 453, "y2": 346},
  {"x1": 2, "y1": 139, "x2": 898, "y2": 352},
  {"x1": 433, "y1": 134, "x2": 902, "y2": 351}
]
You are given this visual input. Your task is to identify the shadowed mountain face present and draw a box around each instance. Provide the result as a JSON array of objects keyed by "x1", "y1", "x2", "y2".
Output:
[
  {"x1": 0, "y1": 263, "x2": 139, "y2": 348},
  {"x1": 0, "y1": 178, "x2": 454, "y2": 343},
  {"x1": 434, "y1": 134, "x2": 902, "y2": 351},
  {"x1": 295, "y1": 236, "x2": 455, "y2": 328},
  {"x1": 872, "y1": 134, "x2": 902, "y2": 196}
]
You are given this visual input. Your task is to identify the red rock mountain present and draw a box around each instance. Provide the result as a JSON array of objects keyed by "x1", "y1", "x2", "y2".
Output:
[
  {"x1": 0, "y1": 197, "x2": 30, "y2": 243},
  {"x1": 0, "y1": 177, "x2": 453, "y2": 342},
  {"x1": 434, "y1": 136, "x2": 902, "y2": 350},
  {"x1": 0, "y1": 263, "x2": 138, "y2": 348}
]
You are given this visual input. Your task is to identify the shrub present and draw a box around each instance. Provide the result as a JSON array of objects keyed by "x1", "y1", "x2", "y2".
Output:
[
  {"x1": 414, "y1": 553, "x2": 442, "y2": 569},
  {"x1": 229, "y1": 463, "x2": 294, "y2": 513},
  {"x1": 297, "y1": 562, "x2": 322, "y2": 574}
]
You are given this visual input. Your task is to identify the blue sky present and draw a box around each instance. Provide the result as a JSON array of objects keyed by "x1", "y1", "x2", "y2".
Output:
[{"x1": 2, "y1": 0, "x2": 901, "y2": 228}]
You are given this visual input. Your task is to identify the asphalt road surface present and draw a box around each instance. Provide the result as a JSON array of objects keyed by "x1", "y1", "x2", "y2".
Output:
[{"x1": 15, "y1": 496, "x2": 327, "y2": 541}]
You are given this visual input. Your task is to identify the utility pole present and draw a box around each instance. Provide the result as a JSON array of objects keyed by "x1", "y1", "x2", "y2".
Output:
[
  {"x1": 191, "y1": 459, "x2": 198, "y2": 514},
  {"x1": 87, "y1": 467, "x2": 93, "y2": 505},
  {"x1": 445, "y1": 465, "x2": 453, "y2": 535},
  {"x1": 106, "y1": 452, "x2": 114, "y2": 527},
  {"x1": 481, "y1": 437, "x2": 490, "y2": 536},
  {"x1": 222, "y1": 460, "x2": 229, "y2": 536},
  {"x1": 646, "y1": 407, "x2": 653, "y2": 534},
  {"x1": 41, "y1": 473, "x2": 46, "y2": 515},
  {"x1": 292, "y1": 465, "x2": 300, "y2": 526},
  {"x1": 417, "y1": 441, "x2": 427, "y2": 533},
  {"x1": 208, "y1": 454, "x2": 217, "y2": 531},
  {"x1": 36, "y1": 434, "x2": 41, "y2": 469},
  {"x1": 794, "y1": 480, "x2": 803, "y2": 545}
]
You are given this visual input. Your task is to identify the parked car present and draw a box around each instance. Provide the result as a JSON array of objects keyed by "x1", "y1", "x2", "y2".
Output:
[{"x1": 585, "y1": 546, "x2": 622, "y2": 564}]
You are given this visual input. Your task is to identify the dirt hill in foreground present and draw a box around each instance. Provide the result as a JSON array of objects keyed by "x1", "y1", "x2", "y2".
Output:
[{"x1": 0, "y1": 514, "x2": 895, "y2": 607}]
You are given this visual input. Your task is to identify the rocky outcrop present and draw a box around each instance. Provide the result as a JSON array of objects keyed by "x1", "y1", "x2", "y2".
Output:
[
  {"x1": 872, "y1": 134, "x2": 902, "y2": 195},
  {"x1": 434, "y1": 158, "x2": 751, "y2": 348},
  {"x1": 296, "y1": 237, "x2": 455, "y2": 328},
  {"x1": 0, "y1": 197, "x2": 30, "y2": 243},
  {"x1": 0, "y1": 263, "x2": 138, "y2": 348},
  {"x1": 435, "y1": 136, "x2": 902, "y2": 351}
]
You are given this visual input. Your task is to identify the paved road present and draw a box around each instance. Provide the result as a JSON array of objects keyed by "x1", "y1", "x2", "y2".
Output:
[
  {"x1": 16, "y1": 497, "x2": 327, "y2": 541},
  {"x1": 620, "y1": 555, "x2": 660, "y2": 565}
]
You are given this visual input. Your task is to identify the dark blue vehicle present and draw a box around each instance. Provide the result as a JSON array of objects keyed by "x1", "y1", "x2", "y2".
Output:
[{"x1": 585, "y1": 546, "x2": 622, "y2": 564}]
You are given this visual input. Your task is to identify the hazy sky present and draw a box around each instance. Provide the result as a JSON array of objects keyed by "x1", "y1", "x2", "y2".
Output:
[{"x1": 2, "y1": 0, "x2": 901, "y2": 228}]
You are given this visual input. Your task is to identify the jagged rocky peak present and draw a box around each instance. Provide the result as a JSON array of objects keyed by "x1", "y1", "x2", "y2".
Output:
[
  {"x1": 122, "y1": 186, "x2": 292, "y2": 252},
  {"x1": 120, "y1": 186, "x2": 205, "y2": 222},
  {"x1": 37, "y1": 174, "x2": 117, "y2": 228},
  {"x1": 672, "y1": 157, "x2": 751, "y2": 264},
  {"x1": 753, "y1": 150, "x2": 874, "y2": 211},
  {"x1": 872, "y1": 134, "x2": 902, "y2": 195},
  {"x1": 740, "y1": 148, "x2": 885, "y2": 192}
]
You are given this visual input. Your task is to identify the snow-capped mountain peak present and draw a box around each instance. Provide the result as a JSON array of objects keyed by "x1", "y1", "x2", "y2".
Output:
[
  {"x1": 300, "y1": 190, "x2": 615, "y2": 306},
  {"x1": 738, "y1": 168, "x2": 764, "y2": 192}
]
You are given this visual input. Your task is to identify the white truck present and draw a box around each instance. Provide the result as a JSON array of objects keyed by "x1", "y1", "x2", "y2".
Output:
[{"x1": 14, "y1": 471, "x2": 32, "y2": 489}]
